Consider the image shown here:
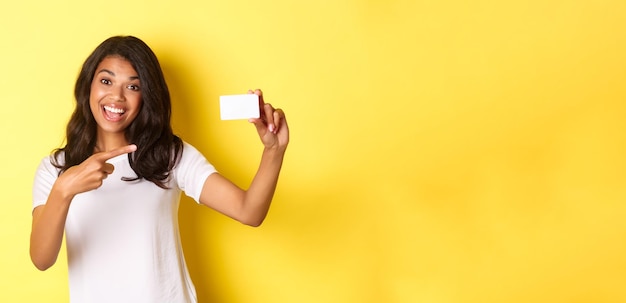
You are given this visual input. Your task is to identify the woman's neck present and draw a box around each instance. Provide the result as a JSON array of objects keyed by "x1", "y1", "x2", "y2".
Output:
[{"x1": 94, "y1": 132, "x2": 129, "y2": 153}]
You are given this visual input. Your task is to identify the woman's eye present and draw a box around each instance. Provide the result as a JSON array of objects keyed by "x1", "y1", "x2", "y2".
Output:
[
  {"x1": 127, "y1": 84, "x2": 140, "y2": 91},
  {"x1": 100, "y1": 79, "x2": 112, "y2": 85}
]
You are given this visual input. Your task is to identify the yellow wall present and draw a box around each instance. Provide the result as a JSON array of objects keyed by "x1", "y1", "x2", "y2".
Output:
[{"x1": 2, "y1": 0, "x2": 625, "y2": 302}]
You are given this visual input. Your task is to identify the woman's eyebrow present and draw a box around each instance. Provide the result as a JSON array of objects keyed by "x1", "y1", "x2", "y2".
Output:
[
  {"x1": 96, "y1": 69, "x2": 140, "y2": 80},
  {"x1": 96, "y1": 68, "x2": 115, "y2": 76}
]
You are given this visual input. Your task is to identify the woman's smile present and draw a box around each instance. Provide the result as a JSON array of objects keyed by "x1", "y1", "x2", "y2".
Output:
[{"x1": 102, "y1": 104, "x2": 127, "y2": 121}]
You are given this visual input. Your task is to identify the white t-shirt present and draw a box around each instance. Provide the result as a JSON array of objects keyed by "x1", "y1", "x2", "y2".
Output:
[{"x1": 32, "y1": 142, "x2": 216, "y2": 303}]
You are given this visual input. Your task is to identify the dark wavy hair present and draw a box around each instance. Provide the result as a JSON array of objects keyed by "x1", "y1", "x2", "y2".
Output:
[{"x1": 52, "y1": 35, "x2": 182, "y2": 189}]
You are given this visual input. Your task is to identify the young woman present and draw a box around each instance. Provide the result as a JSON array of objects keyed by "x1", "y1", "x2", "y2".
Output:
[{"x1": 30, "y1": 35, "x2": 289, "y2": 303}]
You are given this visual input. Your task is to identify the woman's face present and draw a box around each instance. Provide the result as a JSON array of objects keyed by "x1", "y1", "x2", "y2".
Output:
[{"x1": 89, "y1": 56, "x2": 142, "y2": 138}]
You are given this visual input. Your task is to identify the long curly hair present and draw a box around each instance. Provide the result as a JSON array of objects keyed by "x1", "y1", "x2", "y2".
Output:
[{"x1": 52, "y1": 35, "x2": 182, "y2": 189}]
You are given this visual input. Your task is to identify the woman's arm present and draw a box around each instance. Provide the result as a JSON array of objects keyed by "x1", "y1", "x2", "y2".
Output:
[
  {"x1": 199, "y1": 89, "x2": 289, "y2": 226},
  {"x1": 199, "y1": 147, "x2": 286, "y2": 226},
  {"x1": 30, "y1": 191, "x2": 73, "y2": 270}
]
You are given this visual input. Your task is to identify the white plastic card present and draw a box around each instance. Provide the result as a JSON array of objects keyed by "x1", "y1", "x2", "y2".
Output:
[{"x1": 219, "y1": 94, "x2": 260, "y2": 120}]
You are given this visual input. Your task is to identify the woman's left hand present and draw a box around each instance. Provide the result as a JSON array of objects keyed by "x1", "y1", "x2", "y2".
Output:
[{"x1": 248, "y1": 89, "x2": 289, "y2": 151}]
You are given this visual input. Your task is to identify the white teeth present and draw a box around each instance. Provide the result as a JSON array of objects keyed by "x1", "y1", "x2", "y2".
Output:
[{"x1": 104, "y1": 105, "x2": 125, "y2": 114}]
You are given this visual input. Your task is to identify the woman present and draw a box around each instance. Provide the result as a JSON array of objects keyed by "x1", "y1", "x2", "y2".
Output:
[{"x1": 30, "y1": 35, "x2": 288, "y2": 303}]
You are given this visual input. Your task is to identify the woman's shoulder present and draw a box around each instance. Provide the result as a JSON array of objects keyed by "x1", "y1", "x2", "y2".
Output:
[
  {"x1": 35, "y1": 151, "x2": 64, "y2": 176},
  {"x1": 180, "y1": 140, "x2": 203, "y2": 154},
  {"x1": 41, "y1": 150, "x2": 64, "y2": 165},
  {"x1": 174, "y1": 140, "x2": 214, "y2": 169}
]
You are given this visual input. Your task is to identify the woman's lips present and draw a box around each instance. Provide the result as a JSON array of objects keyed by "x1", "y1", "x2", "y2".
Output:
[{"x1": 103, "y1": 105, "x2": 126, "y2": 121}]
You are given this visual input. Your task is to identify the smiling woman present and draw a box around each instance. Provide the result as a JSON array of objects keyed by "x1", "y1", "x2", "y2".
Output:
[
  {"x1": 28, "y1": 36, "x2": 289, "y2": 303},
  {"x1": 89, "y1": 57, "x2": 143, "y2": 141}
]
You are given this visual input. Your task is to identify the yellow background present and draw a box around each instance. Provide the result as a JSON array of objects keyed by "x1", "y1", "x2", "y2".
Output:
[{"x1": 1, "y1": 0, "x2": 625, "y2": 302}]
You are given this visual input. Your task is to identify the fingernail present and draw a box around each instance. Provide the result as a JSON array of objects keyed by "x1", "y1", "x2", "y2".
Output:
[{"x1": 269, "y1": 124, "x2": 275, "y2": 133}]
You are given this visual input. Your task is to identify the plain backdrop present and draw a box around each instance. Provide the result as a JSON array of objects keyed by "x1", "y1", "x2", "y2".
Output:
[{"x1": 1, "y1": 0, "x2": 625, "y2": 302}]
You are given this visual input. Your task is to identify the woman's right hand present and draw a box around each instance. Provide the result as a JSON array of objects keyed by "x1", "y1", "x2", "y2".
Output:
[{"x1": 55, "y1": 144, "x2": 137, "y2": 198}]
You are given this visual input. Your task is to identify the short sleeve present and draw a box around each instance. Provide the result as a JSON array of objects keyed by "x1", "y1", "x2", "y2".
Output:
[
  {"x1": 32, "y1": 157, "x2": 61, "y2": 210},
  {"x1": 174, "y1": 142, "x2": 218, "y2": 203}
]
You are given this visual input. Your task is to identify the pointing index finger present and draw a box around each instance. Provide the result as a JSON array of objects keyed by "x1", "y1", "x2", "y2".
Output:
[{"x1": 96, "y1": 144, "x2": 137, "y2": 161}]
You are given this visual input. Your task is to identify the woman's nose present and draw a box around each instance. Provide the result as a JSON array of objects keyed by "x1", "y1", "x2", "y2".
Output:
[{"x1": 109, "y1": 84, "x2": 126, "y2": 101}]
